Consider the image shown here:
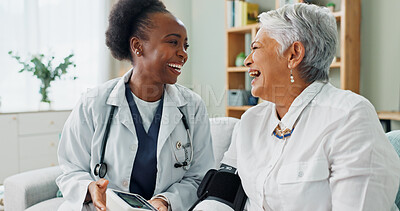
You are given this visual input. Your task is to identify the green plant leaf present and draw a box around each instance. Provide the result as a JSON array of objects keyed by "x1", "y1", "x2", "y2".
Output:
[{"x1": 9, "y1": 51, "x2": 77, "y2": 103}]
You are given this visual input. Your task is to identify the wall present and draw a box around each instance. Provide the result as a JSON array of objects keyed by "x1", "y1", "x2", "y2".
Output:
[
  {"x1": 190, "y1": 0, "x2": 226, "y2": 117},
  {"x1": 361, "y1": 0, "x2": 400, "y2": 130}
]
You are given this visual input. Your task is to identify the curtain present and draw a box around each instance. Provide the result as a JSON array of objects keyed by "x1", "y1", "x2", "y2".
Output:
[{"x1": 0, "y1": 0, "x2": 114, "y2": 112}]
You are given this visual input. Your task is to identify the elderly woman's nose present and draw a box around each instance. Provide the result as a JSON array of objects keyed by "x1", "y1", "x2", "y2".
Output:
[{"x1": 244, "y1": 54, "x2": 252, "y2": 67}]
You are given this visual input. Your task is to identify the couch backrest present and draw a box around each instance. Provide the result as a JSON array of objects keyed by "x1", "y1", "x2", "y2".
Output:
[{"x1": 209, "y1": 117, "x2": 239, "y2": 168}]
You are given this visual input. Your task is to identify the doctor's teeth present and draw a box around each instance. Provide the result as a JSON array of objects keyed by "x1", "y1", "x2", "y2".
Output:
[{"x1": 168, "y1": 63, "x2": 182, "y2": 69}]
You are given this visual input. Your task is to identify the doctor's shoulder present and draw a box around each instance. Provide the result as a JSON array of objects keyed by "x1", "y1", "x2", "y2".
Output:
[
  {"x1": 173, "y1": 83, "x2": 205, "y2": 107},
  {"x1": 78, "y1": 78, "x2": 120, "y2": 109}
]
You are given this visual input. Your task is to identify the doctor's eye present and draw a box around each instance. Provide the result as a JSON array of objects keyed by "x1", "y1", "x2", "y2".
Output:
[{"x1": 168, "y1": 40, "x2": 178, "y2": 46}]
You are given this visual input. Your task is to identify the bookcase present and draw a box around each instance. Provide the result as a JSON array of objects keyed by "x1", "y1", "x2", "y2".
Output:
[{"x1": 225, "y1": 0, "x2": 360, "y2": 118}]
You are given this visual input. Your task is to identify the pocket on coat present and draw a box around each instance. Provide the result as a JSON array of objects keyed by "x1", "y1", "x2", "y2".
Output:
[{"x1": 277, "y1": 159, "x2": 329, "y2": 184}]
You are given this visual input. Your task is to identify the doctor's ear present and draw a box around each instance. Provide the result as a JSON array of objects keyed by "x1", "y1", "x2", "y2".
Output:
[{"x1": 130, "y1": 37, "x2": 143, "y2": 57}]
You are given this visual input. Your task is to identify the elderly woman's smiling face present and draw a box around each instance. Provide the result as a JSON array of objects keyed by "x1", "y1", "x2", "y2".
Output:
[{"x1": 245, "y1": 28, "x2": 290, "y2": 103}]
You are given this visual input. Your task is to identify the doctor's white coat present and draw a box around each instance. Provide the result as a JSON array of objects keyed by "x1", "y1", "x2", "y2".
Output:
[{"x1": 56, "y1": 69, "x2": 214, "y2": 211}]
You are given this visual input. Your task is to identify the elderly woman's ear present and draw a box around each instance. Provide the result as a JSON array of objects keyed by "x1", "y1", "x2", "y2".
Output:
[{"x1": 286, "y1": 41, "x2": 305, "y2": 69}]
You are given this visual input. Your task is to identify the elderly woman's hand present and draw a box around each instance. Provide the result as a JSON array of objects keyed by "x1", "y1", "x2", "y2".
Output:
[{"x1": 149, "y1": 198, "x2": 169, "y2": 211}]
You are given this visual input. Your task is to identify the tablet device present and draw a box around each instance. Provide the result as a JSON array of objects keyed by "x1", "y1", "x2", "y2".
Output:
[{"x1": 106, "y1": 189, "x2": 157, "y2": 211}]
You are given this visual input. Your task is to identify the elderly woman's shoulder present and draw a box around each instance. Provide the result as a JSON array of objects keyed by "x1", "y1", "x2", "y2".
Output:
[
  {"x1": 241, "y1": 101, "x2": 275, "y2": 119},
  {"x1": 318, "y1": 83, "x2": 374, "y2": 112}
]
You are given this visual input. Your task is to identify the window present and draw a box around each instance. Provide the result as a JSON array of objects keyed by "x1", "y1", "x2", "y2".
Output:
[{"x1": 0, "y1": 0, "x2": 111, "y2": 112}]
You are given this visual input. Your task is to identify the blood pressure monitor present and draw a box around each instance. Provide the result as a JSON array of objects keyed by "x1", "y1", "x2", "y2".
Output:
[{"x1": 106, "y1": 189, "x2": 157, "y2": 211}]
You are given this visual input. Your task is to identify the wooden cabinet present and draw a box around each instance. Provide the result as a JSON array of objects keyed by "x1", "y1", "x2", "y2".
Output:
[
  {"x1": 0, "y1": 110, "x2": 70, "y2": 184},
  {"x1": 225, "y1": 0, "x2": 360, "y2": 118}
]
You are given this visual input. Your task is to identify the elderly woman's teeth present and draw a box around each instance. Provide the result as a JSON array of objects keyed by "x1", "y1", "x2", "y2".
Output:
[{"x1": 249, "y1": 70, "x2": 260, "y2": 77}]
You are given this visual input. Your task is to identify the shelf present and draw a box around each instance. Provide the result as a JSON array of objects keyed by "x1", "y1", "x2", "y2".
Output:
[
  {"x1": 332, "y1": 11, "x2": 342, "y2": 21},
  {"x1": 330, "y1": 57, "x2": 341, "y2": 68},
  {"x1": 227, "y1": 66, "x2": 248, "y2": 72},
  {"x1": 378, "y1": 111, "x2": 400, "y2": 121},
  {"x1": 226, "y1": 24, "x2": 259, "y2": 34},
  {"x1": 227, "y1": 106, "x2": 253, "y2": 111}
]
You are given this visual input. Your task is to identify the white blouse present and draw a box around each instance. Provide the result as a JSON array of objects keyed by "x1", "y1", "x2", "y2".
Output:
[{"x1": 222, "y1": 81, "x2": 400, "y2": 211}]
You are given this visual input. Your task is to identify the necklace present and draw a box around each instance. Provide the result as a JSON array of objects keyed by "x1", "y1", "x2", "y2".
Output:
[{"x1": 273, "y1": 125, "x2": 293, "y2": 139}]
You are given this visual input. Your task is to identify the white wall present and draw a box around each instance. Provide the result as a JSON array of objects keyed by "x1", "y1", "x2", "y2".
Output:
[
  {"x1": 191, "y1": 0, "x2": 226, "y2": 117},
  {"x1": 361, "y1": 0, "x2": 400, "y2": 130}
]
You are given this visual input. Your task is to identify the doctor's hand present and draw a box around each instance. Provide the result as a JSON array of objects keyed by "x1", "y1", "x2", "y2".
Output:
[
  {"x1": 87, "y1": 179, "x2": 109, "y2": 211},
  {"x1": 149, "y1": 198, "x2": 168, "y2": 211}
]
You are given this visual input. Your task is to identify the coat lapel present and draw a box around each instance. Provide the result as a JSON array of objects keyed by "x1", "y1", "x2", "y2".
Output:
[
  {"x1": 106, "y1": 69, "x2": 137, "y2": 135},
  {"x1": 105, "y1": 68, "x2": 188, "y2": 156},
  {"x1": 157, "y1": 85, "x2": 187, "y2": 157}
]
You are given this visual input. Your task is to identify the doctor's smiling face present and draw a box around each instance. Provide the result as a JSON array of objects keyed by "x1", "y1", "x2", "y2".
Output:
[
  {"x1": 245, "y1": 28, "x2": 291, "y2": 103},
  {"x1": 131, "y1": 12, "x2": 188, "y2": 85}
]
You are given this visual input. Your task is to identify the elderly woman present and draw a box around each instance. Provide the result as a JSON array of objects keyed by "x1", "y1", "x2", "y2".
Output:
[{"x1": 219, "y1": 3, "x2": 400, "y2": 211}]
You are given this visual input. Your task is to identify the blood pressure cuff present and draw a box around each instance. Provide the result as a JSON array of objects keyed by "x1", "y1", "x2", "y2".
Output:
[{"x1": 189, "y1": 164, "x2": 247, "y2": 211}]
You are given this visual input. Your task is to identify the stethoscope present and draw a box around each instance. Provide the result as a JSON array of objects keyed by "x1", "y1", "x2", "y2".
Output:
[{"x1": 94, "y1": 99, "x2": 194, "y2": 178}]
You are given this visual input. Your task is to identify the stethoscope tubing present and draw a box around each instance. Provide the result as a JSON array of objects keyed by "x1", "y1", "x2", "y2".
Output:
[{"x1": 95, "y1": 105, "x2": 193, "y2": 178}]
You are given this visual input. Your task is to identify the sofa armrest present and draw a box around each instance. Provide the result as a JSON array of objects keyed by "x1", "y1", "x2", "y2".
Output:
[
  {"x1": 4, "y1": 166, "x2": 62, "y2": 211},
  {"x1": 209, "y1": 117, "x2": 239, "y2": 168}
]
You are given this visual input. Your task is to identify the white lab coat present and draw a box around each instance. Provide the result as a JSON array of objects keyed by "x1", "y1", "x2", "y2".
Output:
[{"x1": 56, "y1": 69, "x2": 214, "y2": 211}]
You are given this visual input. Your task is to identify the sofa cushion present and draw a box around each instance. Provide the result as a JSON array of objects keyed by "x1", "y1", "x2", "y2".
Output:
[
  {"x1": 25, "y1": 197, "x2": 64, "y2": 211},
  {"x1": 386, "y1": 130, "x2": 400, "y2": 209},
  {"x1": 209, "y1": 117, "x2": 239, "y2": 168}
]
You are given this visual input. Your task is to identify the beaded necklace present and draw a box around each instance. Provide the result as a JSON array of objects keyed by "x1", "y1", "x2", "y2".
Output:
[{"x1": 273, "y1": 125, "x2": 294, "y2": 139}]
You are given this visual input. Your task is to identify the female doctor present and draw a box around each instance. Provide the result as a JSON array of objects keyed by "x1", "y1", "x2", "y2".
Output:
[{"x1": 56, "y1": 0, "x2": 214, "y2": 210}]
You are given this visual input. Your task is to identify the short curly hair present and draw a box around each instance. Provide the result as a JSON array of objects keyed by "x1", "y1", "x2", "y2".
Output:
[{"x1": 105, "y1": 0, "x2": 169, "y2": 61}]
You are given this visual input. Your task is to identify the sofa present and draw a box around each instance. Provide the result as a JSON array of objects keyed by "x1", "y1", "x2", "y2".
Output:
[
  {"x1": 3, "y1": 117, "x2": 239, "y2": 211},
  {"x1": 5, "y1": 119, "x2": 400, "y2": 211}
]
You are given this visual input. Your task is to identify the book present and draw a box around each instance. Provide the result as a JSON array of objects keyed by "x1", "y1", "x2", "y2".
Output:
[
  {"x1": 242, "y1": 2, "x2": 259, "y2": 26},
  {"x1": 226, "y1": 0, "x2": 234, "y2": 28},
  {"x1": 234, "y1": 0, "x2": 243, "y2": 27}
]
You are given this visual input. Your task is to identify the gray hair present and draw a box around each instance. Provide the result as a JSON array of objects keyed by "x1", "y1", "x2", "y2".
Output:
[{"x1": 259, "y1": 3, "x2": 337, "y2": 83}]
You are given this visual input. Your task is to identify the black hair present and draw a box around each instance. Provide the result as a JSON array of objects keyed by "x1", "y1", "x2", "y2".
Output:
[{"x1": 105, "y1": 0, "x2": 169, "y2": 61}]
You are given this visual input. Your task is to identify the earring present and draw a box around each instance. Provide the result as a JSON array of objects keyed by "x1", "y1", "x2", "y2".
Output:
[
  {"x1": 290, "y1": 69, "x2": 294, "y2": 83},
  {"x1": 136, "y1": 51, "x2": 140, "y2": 55}
]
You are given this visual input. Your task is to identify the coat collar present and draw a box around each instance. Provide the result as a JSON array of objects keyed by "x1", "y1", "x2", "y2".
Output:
[
  {"x1": 105, "y1": 68, "x2": 188, "y2": 156},
  {"x1": 105, "y1": 68, "x2": 188, "y2": 108}
]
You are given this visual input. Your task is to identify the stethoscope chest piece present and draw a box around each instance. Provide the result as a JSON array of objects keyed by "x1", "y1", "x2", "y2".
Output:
[{"x1": 94, "y1": 163, "x2": 107, "y2": 178}]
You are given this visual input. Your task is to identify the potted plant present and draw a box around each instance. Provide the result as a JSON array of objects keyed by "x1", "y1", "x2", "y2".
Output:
[{"x1": 8, "y1": 51, "x2": 77, "y2": 108}]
